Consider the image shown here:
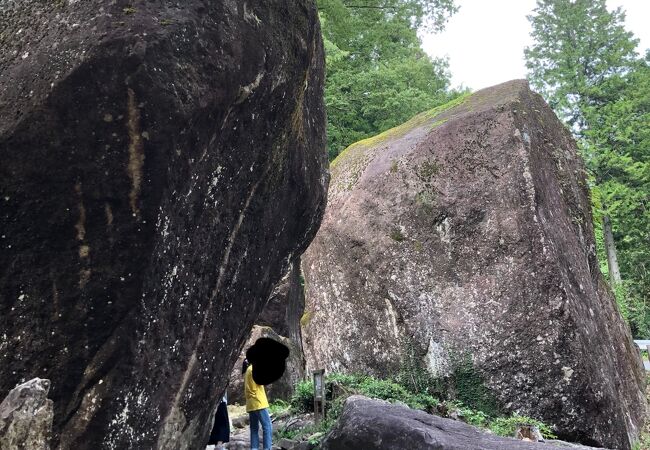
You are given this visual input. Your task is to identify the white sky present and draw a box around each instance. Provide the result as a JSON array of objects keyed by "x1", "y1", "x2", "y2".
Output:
[{"x1": 421, "y1": 0, "x2": 650, "y2": 90}]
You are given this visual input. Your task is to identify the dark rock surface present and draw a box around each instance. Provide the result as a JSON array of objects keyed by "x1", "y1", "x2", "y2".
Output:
[
  {"x1": 229, "y1": 261, "x2": 306, "y2": 404},
  {"x1": 301, "y1": 80, "x2": 645, "y2": 449},
  {"x1": 0, "y1": 378, "x2": 54, "y2": 450},
  {"x1": 257, "y1": 261, "x2": 306, "y2": 345},
  {"x1": 321, "y1": 396, "x2": 609, "y2": 450},
  {"x1": 0, "y1": 1, "x2": 327, "y2": 449}
]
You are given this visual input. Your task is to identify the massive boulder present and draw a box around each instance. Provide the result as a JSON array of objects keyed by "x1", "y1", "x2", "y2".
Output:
[
  {"x1": 229, "y1": 262, "x2": 306, "y2": 404},
  {"x1": 302, "y1": 80, "x2": 645, "y2": 449},
  {"x1": 321, "y1": 396, "x2": 609, "y2": 450},
  {"x1": 0, "y1": 1, "x2": 327, "y2": 449}
]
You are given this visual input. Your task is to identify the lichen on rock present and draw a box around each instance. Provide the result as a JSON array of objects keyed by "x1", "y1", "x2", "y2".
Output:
[{"x1": 302, "y1": 80, "x2": 645, "y2": 450}]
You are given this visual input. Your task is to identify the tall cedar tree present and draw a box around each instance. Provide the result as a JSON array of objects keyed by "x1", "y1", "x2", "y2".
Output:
[
  {"x1": 318, "y1": 0, "x2": 460, "y2": 160},
  {"x1": 525, "y1": 0, "x2": 650, "y2": 336}
]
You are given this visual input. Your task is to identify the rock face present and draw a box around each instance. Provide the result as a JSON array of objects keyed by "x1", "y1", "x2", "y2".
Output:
[
  {"x1": 0, "y1": 378, "x2": 54, "y2": 450},
  {"x1": 302, "y1": 81, "x2": 645, "y2": 449},
  {"x1": 257, "y1": 261, "x2": 306, "y2": 345},
  {"x1": 228, "y1": 326, "x2": 305, "y2": 405},
  {"x1": 321, "y1": 396, "x2": 609, "y2": 450},
  {"x1": 229, "y1": 263, "x2": 306, "y2": 404},
  {"x1": 0, "y1": 2, "x2": 327, "y2": 449}
]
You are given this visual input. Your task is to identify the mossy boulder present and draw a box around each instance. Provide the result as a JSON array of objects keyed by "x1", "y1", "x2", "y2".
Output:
[{"x1": 302, "y1": 80, "x2": 645, "y2": 449}]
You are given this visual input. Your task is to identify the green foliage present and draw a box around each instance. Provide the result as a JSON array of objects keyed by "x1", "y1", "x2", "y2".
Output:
[
  {"x1": 447, "y1": 352, "x2": 501, "y2": 417},
  {"x1": 274, "y1": 427, "x2": 300, "y2": 440},
  {"x1": 318, "y1": 0, "x2": 462, "y2": 160},
  {"x1": 396, "y1": 338, "x2": 500, "y2": 416},
  {"x1": 389, "y1": 228, "x2": 405, "y2": 242},
  {"x1": 489, "y1": 414, "x2": 557, "y2": 440},
  {"x1": 290, "y1": 369, "x2": 554, "y2": 445},
  {"x1": 452, "y1": 402, "x2": 489, "y2": 428},
  {"x1": 526, "y1": 1, "x2": 650, "y2": 336},
  {"x1": 524, "y1": 0, "x2": 638, "y2": 129},
  {"x1": 290, "y1": 379, "x2": 315, "y2": 413},
  {"x1": 395, "y1": 338, "x2": 446, "y2": 398},
  {"x1": 268, "y1": 399, "x2": 290, "y2": 416}
]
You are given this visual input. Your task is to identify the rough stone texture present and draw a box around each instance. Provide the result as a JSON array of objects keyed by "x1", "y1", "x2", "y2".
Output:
[
  {"x1": 0, "y1": 2, "x2": 327, "y2": 449},
  {"x1": 320, "y1": 396, "x2": 609, "y2": 450},
  {"x1": 228, "y1": 325, "x2": 305, "y2": 405},
  {"x1": 257, "y1": 261, "x2": 306, "y2": 345},
  {"x1": 228, "y1": 261, "x2": 306, "y2": 404},
  {"x1": 0, "y1": 378, "x2": 54, "y2": 450},
  {"x1": 302, "y1": 80, "x2": 645, "y2": 449}
]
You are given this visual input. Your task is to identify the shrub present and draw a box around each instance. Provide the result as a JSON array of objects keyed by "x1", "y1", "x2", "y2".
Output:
[
  {"x1": 268, "y1": 399, "x2": 290, "y2": 415},
  {"x1": 290, "y1": 380, "x2": 315, "y2": 413},
  {"x1": 489, "y1": 414, "x2": 556, "y2": 440}
]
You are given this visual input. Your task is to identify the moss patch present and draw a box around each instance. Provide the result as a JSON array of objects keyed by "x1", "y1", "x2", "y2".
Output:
[
  {"x1": 389, "y1": 227, "x2": 405, "y2": 242},
  {"x1": 331, "y1": 92, "x2": 472, "y2": 171},
  {"x1": 300, "y1": 310, "x2": 313, "y2": 327}
]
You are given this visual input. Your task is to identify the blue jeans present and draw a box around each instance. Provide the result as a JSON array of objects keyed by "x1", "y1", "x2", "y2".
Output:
[{"x1": 249, "y1": 408, "x2": 272, "y2": 450}]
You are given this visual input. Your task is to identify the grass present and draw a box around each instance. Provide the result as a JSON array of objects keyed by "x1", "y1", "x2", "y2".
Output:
[
  {"x1": 268, "y1": 399, "x2": 290, "y2": 416},
  {"x1": 288, "y1": 368, "x2": 556, "y2": 445}
]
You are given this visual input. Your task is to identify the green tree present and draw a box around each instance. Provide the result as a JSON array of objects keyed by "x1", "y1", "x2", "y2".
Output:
[
  {"x1": 319, "y1": 0, "x2": 460, "y2": 160},
  {"x1": 524, "y1": 0, "x2": 638, "y2": 129},
  {"x1": 584, "y1": 58, "x2": 650, "y2": 335},
  {"x1": 525, "y1": 0, "x2": 650, "y2": 335}
]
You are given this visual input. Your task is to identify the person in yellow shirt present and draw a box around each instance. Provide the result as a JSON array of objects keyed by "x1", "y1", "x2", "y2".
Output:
[{"x1": 243, "y1": 359, "x2": 272, "y2": 450}]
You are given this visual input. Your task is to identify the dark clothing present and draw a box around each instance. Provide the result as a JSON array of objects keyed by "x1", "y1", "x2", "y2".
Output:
[{"x1": 208, "y1": 400, "x2": 230, "y2": 444}]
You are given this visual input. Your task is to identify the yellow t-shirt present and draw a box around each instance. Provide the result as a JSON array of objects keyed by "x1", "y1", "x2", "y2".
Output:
[{"x1": 245, "y1": 365, "x2": 269, "y2": 412}]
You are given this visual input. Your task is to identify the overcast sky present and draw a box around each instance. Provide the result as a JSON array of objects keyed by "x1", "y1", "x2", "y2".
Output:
[{"x1": 421, "y1": 0, "x2": 650, "y2": 91}]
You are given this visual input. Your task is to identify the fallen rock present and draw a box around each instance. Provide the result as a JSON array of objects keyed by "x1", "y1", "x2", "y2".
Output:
[
  {"x1": 0, "y1": 378, "x2": 53, "y2": 450},
  {"x1": 0, "y1": 1, "x2": 327, "y2": 449},
  {"x1": 231, "y1": 415, "x2": 249, "y2": 429},
  {"x1": 277, "y1": 438, "x2": 299, "y2": 449},
  {"x1": 320, "y1": 396, "x2": 609, "y2": 450},
  {"x1": 302, "y1": 80, "x2": 645, "y2": 449}
]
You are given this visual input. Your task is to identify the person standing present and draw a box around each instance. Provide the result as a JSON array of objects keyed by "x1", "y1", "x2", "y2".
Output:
[
  {"x1": 207, "y1": 392, "x2": 230, "y2": 450},
  {"x1": 243, "y1": 359, "x2": 272, "y2": 450}
]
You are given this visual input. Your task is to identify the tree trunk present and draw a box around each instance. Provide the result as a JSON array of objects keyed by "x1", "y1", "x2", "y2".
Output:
[{"x1": 603, "y1": 214, "x2": 622, "y2": 286}]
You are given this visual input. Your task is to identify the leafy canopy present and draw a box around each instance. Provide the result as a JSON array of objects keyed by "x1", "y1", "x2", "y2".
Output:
[
  {"x1": 318, "y1": 0, "x2": 461, "y2": 160},
  {"x1": 526, "y1": 0, "x2": 650, "y2": 336}
]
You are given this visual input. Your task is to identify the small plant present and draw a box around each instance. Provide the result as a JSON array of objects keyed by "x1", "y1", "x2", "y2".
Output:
[
  {"x1": 275, "y1": 427, "x2": 299, "y2": 440},
  {"x1": 447, "y1": 401, "x2": 489, "y2": 427},
  {"x1": 448, "y1": 352, "x2": 501, "y2": 417},
  {"x1": 123, "y1": 6, "x2": 137, "y2": 14},
  {"x1": 390, "y1": 160, "x2": 399, "y2": 173},
  {"x1": 160, "y1": 18, "x2": 173, "y2": 25},
  {"x1": 268, "y1": 399, "x2": 290, "y2": 416},
  {"x1": 415, "y1": 160, "x2": 439, "y2": 182},
  {"x1": 489, "y1": 414, "x2": 556, "y2": 440},
  {"x1": 389, "y1": 227, "x2": 405, "y2": 242},
  {"x1": 290, "y1": 380, "x2": 314, "y2": 413}
]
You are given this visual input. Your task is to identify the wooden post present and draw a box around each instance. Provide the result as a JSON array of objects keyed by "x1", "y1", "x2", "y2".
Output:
[{"x1": 313, "y1": 369, "x2": 325, "y2": 425}]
